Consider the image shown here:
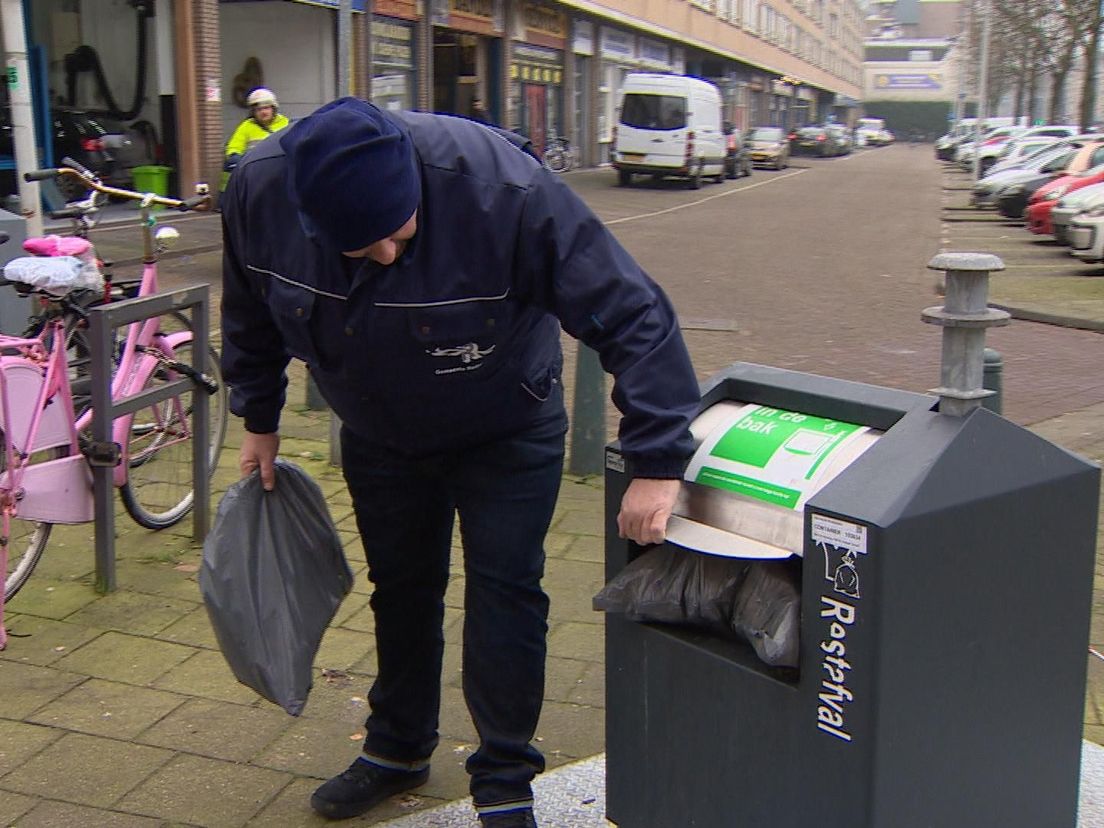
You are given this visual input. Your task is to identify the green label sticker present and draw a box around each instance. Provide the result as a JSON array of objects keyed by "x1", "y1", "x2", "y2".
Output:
[
  {"x1": 6, "y1": 67, "x2": 17, "y2": 88},
  {"x1": 710, "y1": 406, "x2": 861, "y2": 475},
  {"x1": 686, "y1": 404, "x2": 869, "y2": 510}
]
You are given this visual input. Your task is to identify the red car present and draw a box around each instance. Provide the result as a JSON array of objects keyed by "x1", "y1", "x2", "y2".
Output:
[{"x1": 1026, "y1": 162, "x2": 1104, "y2": 236}]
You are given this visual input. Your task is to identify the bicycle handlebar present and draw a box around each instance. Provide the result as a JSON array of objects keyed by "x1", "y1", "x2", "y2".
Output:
[{"x1": 23, "y1": 161, "x2": 212, "y2": 213}]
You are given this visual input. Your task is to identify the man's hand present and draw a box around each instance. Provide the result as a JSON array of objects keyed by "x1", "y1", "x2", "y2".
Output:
[
  {"x1": 617, "y1": 478, "x2": 681, "y2": 546},
  {"x1": 240, "y1": 431, "x2": 280, "y2": 491}
]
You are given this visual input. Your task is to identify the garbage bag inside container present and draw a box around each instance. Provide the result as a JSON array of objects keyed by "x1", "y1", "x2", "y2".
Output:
[
  {"x1": 593, "y1": 545, "x2": 800, "y2": 668},
  {"x1": 200, "y1": 460, "x2": 353, "y2": 715}
]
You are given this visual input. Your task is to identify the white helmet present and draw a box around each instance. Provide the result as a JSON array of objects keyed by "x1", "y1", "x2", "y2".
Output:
[{"x1": 246, "y1": 87, "x2": 278, "y2": 109}]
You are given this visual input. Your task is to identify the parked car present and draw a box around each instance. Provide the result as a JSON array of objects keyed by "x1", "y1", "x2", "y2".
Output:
[
  {"x1": 854, "y1": 117, "x2": 886, "y2": 147},
  {"x1": 825, "y1": 123, "x2": 852, "y2": 155},
  {"x1": 1068, "y1": 205, "x2": 1104, "y2": 262},
  {"x1": 1025, "y1": 163, "x2": 1104, "y2": 235},
  {"x1": 971, "y1": 141, "x2": 1100, "y2": 208},
  {"x1": 723, "y1": 122, "x2": 752, "y2": 178},
  {"x1": 987, "y1": 137, "x2": 1063, "y2": 175},
  {"x1": 612, "y1": 73, "x2": 726, "y2": 188},
  {"x1": 0, "y1": 108, "x2": 155, "y2": 202},
  {"x1": 746, "y1": 126, "x2": 789, "y2": 169},
  {"x1": 955, "y1": 126, "x2": 1026, "y2": 169},
  {"x1": 790, "y1": 125, "x2": 837, "y2": 157},
  {"x1": 1051, "y1": 182, "x2": 1104, "y2": 245}
]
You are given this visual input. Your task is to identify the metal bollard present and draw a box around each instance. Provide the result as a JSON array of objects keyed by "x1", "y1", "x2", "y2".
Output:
[
  {"x1": 568, "y1": 343, "x2": 607, "y2": 476},
  {"x1": 305, "y1": 367, "x2": 328, "y2": 410},
  {"x1": 922, "y1": 253, "x2": 1009, "y2": 417},
  {"x1": 982, "y1": 347, "x2": 1003, "y2": 414}
]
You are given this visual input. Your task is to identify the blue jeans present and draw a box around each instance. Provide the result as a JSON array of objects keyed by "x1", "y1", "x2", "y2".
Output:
[{"x1": 340, "y1": 408, "x2": 567, "y2": 808}]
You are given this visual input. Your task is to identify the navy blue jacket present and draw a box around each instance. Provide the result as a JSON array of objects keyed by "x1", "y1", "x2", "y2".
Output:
[{"x1": 220, "y1": 110, "x2": 699, "y2": 478}]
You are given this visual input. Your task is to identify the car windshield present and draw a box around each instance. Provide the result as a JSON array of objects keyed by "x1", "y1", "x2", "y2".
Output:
[
  {"x1": 749, "y1": 127, "x2": 783, "y2": 142},
  {"x1": 619, "y1": 94, "x2": 686, "y2": 130}
]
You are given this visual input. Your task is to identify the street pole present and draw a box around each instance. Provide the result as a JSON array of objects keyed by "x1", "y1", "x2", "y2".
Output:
[
  {"x1": 1, "y1": 0, "x2": 41, "y2": 235},
  {"x1": 971, "y1": 0, "x2": 991, "y2": 183},
  {"x1": 324, "y1": 0, "x2": 355, "y2": 465}
]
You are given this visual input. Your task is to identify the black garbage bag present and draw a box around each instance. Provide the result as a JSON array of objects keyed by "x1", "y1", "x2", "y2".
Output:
[
  {"x1": 199, "y1": 460, "x2": 353, "y2": 715},
  {"x1": 593, "y1": 545, "x2": 800, "y2": 668}
]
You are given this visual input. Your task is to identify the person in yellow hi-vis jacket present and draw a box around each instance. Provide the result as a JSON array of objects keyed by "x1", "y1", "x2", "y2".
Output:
[{"x1": 222, "y1": 88, "x2": 290, "y2": 190}]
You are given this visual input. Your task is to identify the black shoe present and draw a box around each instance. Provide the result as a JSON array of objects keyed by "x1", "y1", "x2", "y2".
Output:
[
  {"x1": 479, "y1": 808, "x2": 538, "y2": 827},
  {"x1": 310, "y1": 759, "x2": 429, "y2": 820}
]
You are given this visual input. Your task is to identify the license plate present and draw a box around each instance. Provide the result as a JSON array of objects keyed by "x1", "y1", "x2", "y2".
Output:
[{"x1": 621, "y1": 153, "x2": 645, "y2": 162}]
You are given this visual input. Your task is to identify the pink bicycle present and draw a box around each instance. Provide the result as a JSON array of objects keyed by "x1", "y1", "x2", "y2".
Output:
[{"x1": 0, "y1": 161, "x2": 227, "y2": 648}]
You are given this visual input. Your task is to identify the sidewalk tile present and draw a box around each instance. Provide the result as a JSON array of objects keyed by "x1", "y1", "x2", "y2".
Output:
[
  {"x1": 7, "y1": 578, "x2": 102, "y2": 620},
  {"x1": 0, "y1": 731, "x2": 173, "y2": 807},
  {"x1": 116, "y1": 753, "x2": 292, "y2": 827},
  {"x1": 294, "y1": 671, "x2": 371, "y2": 723},
  {"x1": 0, "y1": 720, "x2": 61, "y2": 777},
  {"x1": 12, "y1": 800, "x2": 163, "y2": 827},
  {"x1": 62, "y1": 590, "x2": 198, "y2": 636},
  {"x1": 151, "y1": 648, "x2": 262, "y2": 705},
  {"x1": 136, "y1": 697, "x2": 293, "y2": 762},
  {"x1": 0, "y1": 662, "x2": 86, "y2": 719},
  {"x1": 112, "y1": 557, "x2": 205, "y2": 603},
  {"x1": 251, "y1": 716, "x2": 371, "y2": 778},
  {"x1": 0, "y1": 788, "x2": 37, "y2": 826},
  {"x1": 0, "y1": 615, "x2": 103, "y2": 667},
  {"x1": 543, "y1": 656, "x2": 589, "y2": 704},
  {"x1": 535, "y1": 700, "x2": 605, "y2": 762},
  {"x1": 53, "y1": 630, "x2": 195, "y2": 685},
  {"x1": 314, "y1": 625, "x2": 379, "y2": 671},
  {"x1": 547, "y1": 621, "x2": 605, "y2": 662},
  {"x1": 153, "y1": 604, "x2": 221, "y2": 650},
  {"x1": 437, "y1": 685, "x2": 478, "y2": 745},
  {"x1": 563, "y1": 535, "x2": 604, "y2": 564},
  {"x1": 27, "y1": 678, "x2": 187, "y2": 740}
]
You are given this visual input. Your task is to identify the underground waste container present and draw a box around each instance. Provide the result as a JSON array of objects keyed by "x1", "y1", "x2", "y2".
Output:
[{"x1": 601, "y1": 361, "x2": 1098, "y2": 828}]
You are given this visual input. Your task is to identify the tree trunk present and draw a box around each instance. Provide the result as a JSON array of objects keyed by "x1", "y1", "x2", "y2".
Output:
[{"x1": 1081, "y1": 20, "x2": 1102, "y2": 130}]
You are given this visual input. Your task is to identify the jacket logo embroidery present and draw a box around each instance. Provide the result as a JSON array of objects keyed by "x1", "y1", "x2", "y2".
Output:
[{"x1": 427, "y1": 342, "x2": 495, "y2": 374}]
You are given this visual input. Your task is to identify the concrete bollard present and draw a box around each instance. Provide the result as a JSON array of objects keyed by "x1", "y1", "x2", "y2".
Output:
[{"x1": 923, "y1": 252, "x2": 1009, "y2": 417}]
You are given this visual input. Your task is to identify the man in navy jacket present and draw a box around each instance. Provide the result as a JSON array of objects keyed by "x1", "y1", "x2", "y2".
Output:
[{"x1": 221, "y1": 97, "x2": 700, "y2": 828}]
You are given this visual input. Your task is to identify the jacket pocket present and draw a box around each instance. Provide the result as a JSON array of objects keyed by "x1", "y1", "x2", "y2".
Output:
[{"x1": 266, "y1": 279, "x2": 322, "y2": 364}]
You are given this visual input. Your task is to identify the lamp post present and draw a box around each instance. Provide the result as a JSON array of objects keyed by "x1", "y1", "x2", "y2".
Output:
[{"x1": 972, "y1": 0, "x2": 991, "y2": 182}]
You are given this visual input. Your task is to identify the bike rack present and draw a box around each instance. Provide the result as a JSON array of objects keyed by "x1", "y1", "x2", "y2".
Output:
[{"x1": 87, "y1": 285, "x2": 212, "y2": 593}]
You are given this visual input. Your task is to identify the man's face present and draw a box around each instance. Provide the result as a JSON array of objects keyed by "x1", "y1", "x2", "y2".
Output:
[
  {"x1": 341, "y1": 211, "x2": 418, "y2": 266},
  {"x1": 253, "y1": 104, "x2": 276, "y2": 125}
]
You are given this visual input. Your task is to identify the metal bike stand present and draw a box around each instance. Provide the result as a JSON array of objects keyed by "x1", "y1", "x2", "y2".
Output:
[{"x1": 87, "y1": 285, "x2": 212, "y2": 593}]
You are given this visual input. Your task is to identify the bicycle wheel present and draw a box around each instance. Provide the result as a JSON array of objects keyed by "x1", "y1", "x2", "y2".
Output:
[
  {"x1": 543, "y1": 144, "x2": 568, "y2": 173},
  {"x1": 119, "y1": 341, "x2": 228, "y2": 529},
  {"x1": 2, "y1": 444, "x2": 63, "y2": 601}
]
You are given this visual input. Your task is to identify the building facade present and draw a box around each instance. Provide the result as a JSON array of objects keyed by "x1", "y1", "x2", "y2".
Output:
[{"x1": 11, "y1": 0, "x2": 865, "y2": 198}]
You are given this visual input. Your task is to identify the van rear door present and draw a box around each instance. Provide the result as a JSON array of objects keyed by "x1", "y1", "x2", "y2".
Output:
[{"x1": 617, "y1": 92, "x2": 688, "y2": 168}]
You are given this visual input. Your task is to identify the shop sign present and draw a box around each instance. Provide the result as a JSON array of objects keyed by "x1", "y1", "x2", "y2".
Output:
[
  {"x1": 372, "y1": 19, "x2": 414, "y2": 70},
  {"x1": 432, "y1": 0, "x2": 450, "y2": 26},
  {"x1": 289, "y1": 0, "x2": 368, "y2": 10},
  {"x1": 600, "y1": 27, "x2": 635, "y2": 61},
  {"x1": 874, "y1": 73, "x2": 941, "y2": 90},
  {"x1": 510, "y1": 43, "x2": 563, "y2": 85},
  {"x1": 451, "y1": 0, "x2": 495, "y2": 21},
  {"x1": 574, "y1": 19, "x2": 594, "y2": 56},
  {"x1": 523, "y1": 3, "x2": 566, "y2": 38},
  {"x1": 638, "y1": 37, "x2": 670, "y2": 70}
]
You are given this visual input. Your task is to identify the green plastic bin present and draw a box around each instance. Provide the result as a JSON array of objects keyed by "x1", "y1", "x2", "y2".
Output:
[{"x1": 130, "y1": 165, "x2": 173, "y2": 209}]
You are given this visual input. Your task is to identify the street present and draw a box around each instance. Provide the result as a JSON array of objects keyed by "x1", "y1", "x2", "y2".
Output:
[{"x1": 120, "y1": 142, "x2": 1104, "y2": 428}]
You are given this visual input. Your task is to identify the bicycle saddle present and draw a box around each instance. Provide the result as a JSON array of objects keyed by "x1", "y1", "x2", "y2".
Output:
[{"x1": 23, "y1": 235, "x2": 94, "y2": 258}]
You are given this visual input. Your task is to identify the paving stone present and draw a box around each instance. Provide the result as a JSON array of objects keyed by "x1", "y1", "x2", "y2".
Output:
[
  {"x1": 13, "y1": 800, "x2": 165, "y2": 827},
  {"x1": 0, "y1": 615, "x2": 103, "y2": 667},
  {"x1": 151, "y1": 648, "x2": 261, "y2": 705},
  {"x1": 0, "y1": 720, "x2": 61, "y2": 777},
  {"x1": 27, "y1": 677, "x2": 185, "y2": 741},
  {"x1": 547, "y1": 621, "x2": 605, "y2": 662},
  {"x1": 251, "y1": 716, "x2": 372, "y2": 778},
  {"x1": 53, "y1": 631, "x2": 195, "y2": 685},
  {"x1": 314, "y1": 625, "x2": 378, "y2": 672},
  {"x1": 7, "y1": 576, "x2": 101, "y2": 620},
  {"x1": 116, "y1": 752, "x2": 292, "y2": 827},
  {"x1": 330, "y1": 591, "x2": 372, "y2": 628},
  {"x1": 535, "y1": 700, "x2": 606, "y2": 761},
  {"x1": 1, "y1": 731, "x2": 173, "y2": 807},
  {"x1": 437, "y1": 684, "x2": 478, "y2": 745},
  {"x1": 112, "y1": 557, "x2": 206, "y2": 602},
  {"x1": 154, "y1": 604, "x2": 221, "y2": 650},
  {"x1": 553, "y1": 508, "x2": 603, "y2": 537},
  {"x1": 136, "y1": 697, "x2": 292, "y2": 762},
  {"x1": 563, "y1": 534, "x2": 605, "y2": 564},
  {"x1": 0, "y1": 661, "x2": 87, "y2": 719},
  {"x1": 243, "y1": 777, "x2": 334, "y2": 827},
  {"x1": 295, "y1": 672, "x2": 371, "y2": 724},
  {"x1": 62, "y1": 590, "x2": 198, "y2": 636},
  {"x1": 544, "y1": 657, "x2": 589, "y2": 704},
  {"x1": 0, "y1": 787, "x2": 37, "y2": 825}
]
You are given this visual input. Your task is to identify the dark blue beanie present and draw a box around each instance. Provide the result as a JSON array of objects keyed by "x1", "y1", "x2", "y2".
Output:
[{"x1": 281, "y1": 97, "x2": 420, "y2": 252}]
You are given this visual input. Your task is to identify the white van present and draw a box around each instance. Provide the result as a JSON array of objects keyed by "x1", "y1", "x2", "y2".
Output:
[{"x1": 612, "y1": 73, "x2": 725, "y2": 189}]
